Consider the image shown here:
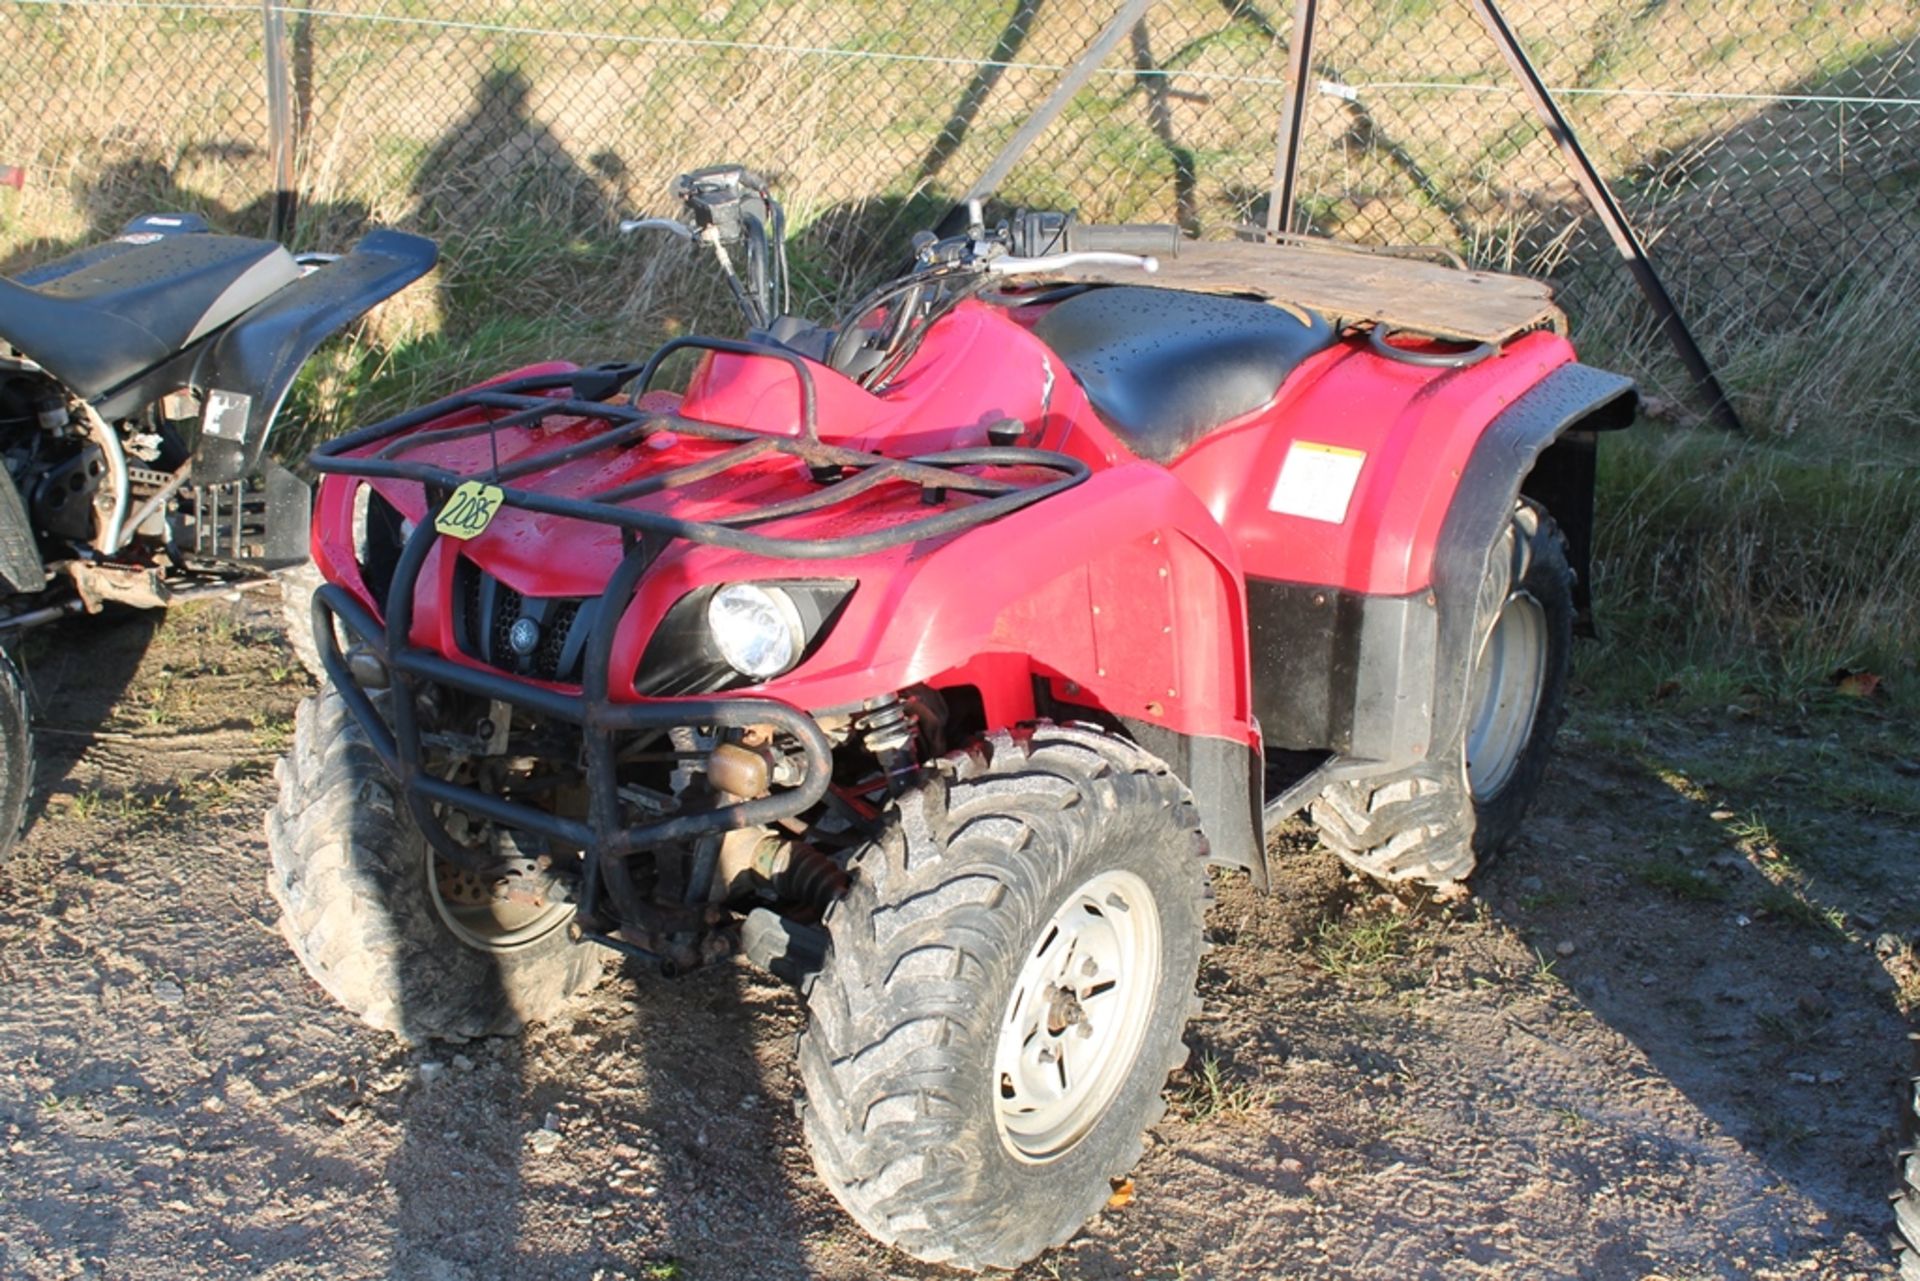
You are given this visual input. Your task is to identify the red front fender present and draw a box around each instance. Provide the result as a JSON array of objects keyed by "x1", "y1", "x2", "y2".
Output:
[{"x1": 762, "y1": 461, "x2": 1258, "y2": 750}]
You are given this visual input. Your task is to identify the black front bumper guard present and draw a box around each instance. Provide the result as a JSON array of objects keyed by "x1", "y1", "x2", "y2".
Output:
[{"x1": 314, "y1": 573, "x2": 834, "y2": 954}]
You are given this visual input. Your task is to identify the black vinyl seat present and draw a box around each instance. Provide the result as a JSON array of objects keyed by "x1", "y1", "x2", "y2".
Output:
[
  {"x1": 0, "y1": 231, "x2": 298, "y2": 398},
  {"x1": 1031, "y1": 285, "x2": 1336, "y2": 463}
]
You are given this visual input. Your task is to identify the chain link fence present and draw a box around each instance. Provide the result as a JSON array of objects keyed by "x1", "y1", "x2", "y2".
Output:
[{"x1": 1, "y1": 0, "x2": 1916, "y2": 430}]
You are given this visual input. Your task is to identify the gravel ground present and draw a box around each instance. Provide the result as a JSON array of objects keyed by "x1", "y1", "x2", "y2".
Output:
[{"x1": 0, "y1": 597, "x2": 1912, "y2": 1280}]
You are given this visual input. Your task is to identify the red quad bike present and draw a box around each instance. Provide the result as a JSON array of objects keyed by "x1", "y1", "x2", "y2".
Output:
[{"x1": 270, "y1": 166, "x2": 1635, "y2": 1270}]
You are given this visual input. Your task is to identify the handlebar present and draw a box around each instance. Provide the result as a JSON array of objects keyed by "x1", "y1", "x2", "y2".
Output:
[
  {"x1": 1003, "y1": 211, "x2": 1181, "y2": 260},
  {"x1": 986, "y1": 251, "x2": 1160, "y2": 276},
  {"x1": 1062, "y1": 223, "x2": 1182, "y2": 257}
]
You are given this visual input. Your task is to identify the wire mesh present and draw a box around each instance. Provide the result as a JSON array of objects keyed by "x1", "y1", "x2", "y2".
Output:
[{"x1": 0, "y1": 0, "x2": 1915, "y2": 417}]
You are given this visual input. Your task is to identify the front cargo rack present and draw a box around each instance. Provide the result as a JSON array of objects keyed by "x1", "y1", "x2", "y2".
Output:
[
  {"x1": 307, "y1": 338, "x2": 1088, "y2": 965},
  {"x1": 310, "y1": 336, "x2": 1088, "y2": 559}
]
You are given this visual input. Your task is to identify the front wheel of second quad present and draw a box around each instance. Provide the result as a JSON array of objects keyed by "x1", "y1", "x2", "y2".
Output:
[
  {"x1": 266, "y1": 686, "x2": 604, "y2": 1040},
  {"x1": 0, "y1": 645, "x2": 33, "y2": 867},
  {"x1": 1310, "y1": 499, "x2": 1573, "y2": 887},
  {"x1": 797, "y1": 724, "x2": 1211, "y2": 1271}
]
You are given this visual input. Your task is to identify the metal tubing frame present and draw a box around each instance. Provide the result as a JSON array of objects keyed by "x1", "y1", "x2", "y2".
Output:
[
  {"x1": 311, "y1": 354, "x2": 1087, "y2": 561},
  {"x1": 1263, "y1": 0, "x2": 1742, "y2": 432},
  {"x1": 260, "y1": 0, "x2": 297, "y2": 242},
  {"x1": 966, "y1": 0, "x2": 1159, "y2": 204},
  {"x1": 315, "y1": 568, "x2": 835, "y2": 924}
]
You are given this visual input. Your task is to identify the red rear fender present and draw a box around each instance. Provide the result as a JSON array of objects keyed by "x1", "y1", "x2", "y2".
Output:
[{"x1": 1170, "y1": 329, "x2": 1579, "y2": 596}]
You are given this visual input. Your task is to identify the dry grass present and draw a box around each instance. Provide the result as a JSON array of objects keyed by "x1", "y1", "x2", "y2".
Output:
[{"x1": 1584, "y1": 238, "x2": 1920, "y2": 698}]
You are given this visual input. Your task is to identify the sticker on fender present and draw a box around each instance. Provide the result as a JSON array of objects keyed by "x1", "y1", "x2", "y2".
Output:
[
  {"x1": 434, "y1": 480, "x2": 506, "y2": 540},
  {"x1": 1267, "y1": 440, "x2": 1366, "y2": 524}
]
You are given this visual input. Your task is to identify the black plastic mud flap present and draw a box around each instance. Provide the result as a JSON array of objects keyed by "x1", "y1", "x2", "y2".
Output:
[
  {"x1": 182, "y1": 462, "x2": 311, "y2": 569},
  {"x1": 1118, "y1": 714, "x2": 1267, "y2": 890},
  {"x1": 1425, "y1": 363, "x2": 1636, "y2": 756},
  {"x1": 191, "y1": 228, "x2": 437, "y2": 485}
]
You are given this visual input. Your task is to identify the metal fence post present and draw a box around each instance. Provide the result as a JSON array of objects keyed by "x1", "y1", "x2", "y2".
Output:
[
  {"x1": 261, "y1": 0, "x2": 297, "y2": 242},
  {"x1": 1265, "y1": 0, "x2": 1316, "y2": 237},
  {"x1": 966, "y1": 0, "x2": 1157, "y2": 204},
  {"x1": 1469, "y1": 0, "x2": 1743, "y2": 433}
]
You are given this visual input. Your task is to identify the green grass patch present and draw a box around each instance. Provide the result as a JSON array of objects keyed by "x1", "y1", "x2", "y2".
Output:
[
  {"x1": 1588, "y1": 422, "x2": 1920, "y2": 701},
  {"x1": 1171, "y1": 1051, "x2": 1266, "y2": 1123},
  {"x1": 283, "y1": 313, "x2": 628, "y2": 460},
  {"x1": 1664, "y1": 719, "x2": 1920, "y2": 824},
  {"x1": 1578, "y1": 236, "x2": 1920, "y2": 707},
  {"x1": 1313, "y1": 911, "x2": 1423, "y2": 982},
  {"x1": 1635, "y1": 858, "x2": 1729, "y2": 902},
  {"x1": 1751, "y1": 884, "x2": 1849, "y2": 937}
]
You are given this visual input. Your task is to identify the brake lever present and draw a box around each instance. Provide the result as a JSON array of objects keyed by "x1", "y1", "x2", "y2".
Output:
[{"x1": 619, "y1": 217, "x2": 695, "y2": 240}]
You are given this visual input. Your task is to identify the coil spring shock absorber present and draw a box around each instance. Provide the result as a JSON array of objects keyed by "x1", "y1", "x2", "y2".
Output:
[{"x1": 856, "y1": 695, "x2": 919, "y2": 794}]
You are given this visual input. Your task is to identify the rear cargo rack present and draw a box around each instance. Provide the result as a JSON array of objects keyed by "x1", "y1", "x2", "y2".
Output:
[
  {"x1": 310, "y1": 337, "x2": 1088, "y2": 559},
  {"x1": 308, "y1": 339, "x2": 1087, "y2": 958}
]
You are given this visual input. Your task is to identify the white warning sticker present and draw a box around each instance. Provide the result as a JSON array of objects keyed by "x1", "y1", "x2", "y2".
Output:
[
  {"x1": 1267, "y1": 440, "x2": 1366, "y2": 524},
  {"x1": 202, "y1": 388, "x2": 252, "y2": 441}
]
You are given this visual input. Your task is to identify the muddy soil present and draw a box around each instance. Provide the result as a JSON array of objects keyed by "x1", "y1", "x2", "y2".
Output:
[{"x1": 0, "y1": 595, "x2": 1912, "y2": 1280}]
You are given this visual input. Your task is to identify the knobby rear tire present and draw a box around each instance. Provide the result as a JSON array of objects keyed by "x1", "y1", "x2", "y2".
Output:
[
  {"x1": 1310, "y1": 500, "x2": 1572, "y2": 887},
  {"x1": 797, "y1": 724, "x2": 1210, "y2": 1271}
]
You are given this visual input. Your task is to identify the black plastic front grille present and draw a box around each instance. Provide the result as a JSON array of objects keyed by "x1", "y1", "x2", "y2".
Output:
[{"x1": 453, "y1": 558, "x2": 596, "y2": 684}]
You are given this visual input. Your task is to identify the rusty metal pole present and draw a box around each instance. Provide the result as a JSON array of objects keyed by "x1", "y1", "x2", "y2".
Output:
[
  {"x1": 1469, "y1": 0, "x2": 1742, "y2": 432},
  {"x1": 967, "y1": 0, "x2": 1156, "y2": 203},
  {"x1": 1266, "y1": 0, "x2": 1317, "y2": 237}
]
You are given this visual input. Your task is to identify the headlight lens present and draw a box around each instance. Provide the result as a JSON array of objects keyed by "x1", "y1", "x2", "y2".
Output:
[
  {"x1": 638, "y1": 579, "x2": 855, "y2": 696},
  {"x1": 707, "y1": 584, "x2": 807, "y2": 679}
]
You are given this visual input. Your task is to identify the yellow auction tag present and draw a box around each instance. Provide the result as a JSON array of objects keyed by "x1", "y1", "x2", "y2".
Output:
[{"x1": 434, "y1": 480, "x2": 506, "y2": 540}]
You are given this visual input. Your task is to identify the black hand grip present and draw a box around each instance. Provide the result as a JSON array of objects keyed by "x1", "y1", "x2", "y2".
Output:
[{"x1": 1063, "y1": 223, "x2": 1182, "y2": 257}]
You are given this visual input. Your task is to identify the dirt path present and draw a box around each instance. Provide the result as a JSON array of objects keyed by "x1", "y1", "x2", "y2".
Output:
[{"x1": 0, "y1": 597, "x2": 1910, "y2": 1280}]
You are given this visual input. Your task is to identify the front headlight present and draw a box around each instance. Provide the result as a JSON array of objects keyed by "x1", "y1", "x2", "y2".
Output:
[
  {"x1": 707, "y1": 584, "x2": 807, "y2": 679},
  {"x1": 637, "y1": 579, "x2": 854, "y2": 694}
]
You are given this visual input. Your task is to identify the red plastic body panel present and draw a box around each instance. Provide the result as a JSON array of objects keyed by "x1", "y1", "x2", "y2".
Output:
[
  {"x1": 311, "y1": 294, "x2": 1579, "y2": 759},
  {"x1": 309, "y1": 309, "x2": 1253, "y2": 748}
]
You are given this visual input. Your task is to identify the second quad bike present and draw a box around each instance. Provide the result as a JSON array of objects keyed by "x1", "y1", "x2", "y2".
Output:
[
  {"x1": 269, "y1": 167, "x2": 1635, "y2": 1269},
  {"x1": 0, "y1": 209, "x2": 435, "y2": 862},
  {"x1": 1900, "y1": 1031, "x2": 1919, "y2": 1280}
]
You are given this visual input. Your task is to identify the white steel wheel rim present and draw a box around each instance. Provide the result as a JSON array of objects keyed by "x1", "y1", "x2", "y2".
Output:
[
  {"x1": 426, "y1": 852, "x2": 573, "y2": 953},
  {"x1": 1465, "y1": 590, "x2": 1548, "y2": 800},
  {"x1": 994, "y1": 868, "x2": 1162, "y2": 1163}
]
